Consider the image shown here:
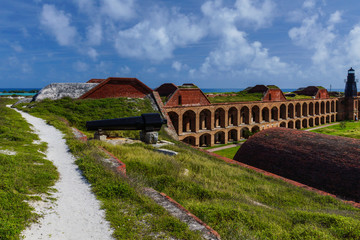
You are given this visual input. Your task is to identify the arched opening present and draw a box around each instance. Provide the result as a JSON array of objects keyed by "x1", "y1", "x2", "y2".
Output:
[
  {"x1": 321, "y1": 102, "x2": 325, "y2": 114},
  {"x1": 168, "y1": 111, "x2": 179, "y2": 134},
  {"x1": 240, "y1": 127, "x2": 251, "y2": 139},
  {"x1": 315, "y1": 117, "x2": 320, "y2": 125},
  {"x1": 295, "y1": 120, "x2": 301, "y2": 129},
  {"x1": 321, "y1": 116, "x2": 325, "y2": 124},
  {"x1": 326, "y1": 101, "x2": 330, "y2": 113},
  {"x1": 309, "y1": 102, "x2": 314, "y2": 115},
  {"x1": 271, "y1": 107, "x2": 279, "y2": 121},
  {"x1": 183, "y1": 136, "x2": 196, "y2": 146},
  {"x1": 228, "y1": 129, "x2": 238, "y2": 142},
  {"x1": 228, "y1": 107, "x2": 238, "y2": 126},
  {"x1": 288, "y1": 103, "x2": 294, "y2": 118},
  {"x1": 302, "y1": 119, "x2": 308, "y2": 128},
  {"x1": 288, "y1": 121, "x2": 294, "y2": 129},
  {"x1": 331, "y1": 115, "x2": 335, "y2": 122},
  {"x1": 315, "y1": 102, "x2": 320, "y2": 115},
  {"x1": 302, "y1": 103, "x2": 308, "y2": 116},
  {"x1": 280, "y1": 122, "x2": 286, "y2": 128},
  {"x1": 199, "y1": 109, "x2": 211, "y2": 130},
  {"x1": 295, "y1": 103, "x2": 301, "y2": 117},
  {"x1": 183, "y1": 110, "x2": 196, "y2": 133},
  {"x1": 199, "y1": 134, "x2": 211, "y2": 147},
  {"x1": 251, "y1": 125, "x2": 260, "y2": 133},
  {"x1": 280, "y1": 104, "x2": 286, "y2": 119},
  {"x1": 240, "y1": 106, "x2": 250, "y2": 124},
  {"x1": 309, "y1": 118, "x2": 314, "y2": 127},
  {"x1": 331, "y1": 101, "x2": 335, "y2": 112},
  {"x1": 214, "y1": 108, "x2": 225, "y2": 128},
  {"x1": 214, "y1": 131, "x2": 225, "y2": 144},
  {"x1": 326, "y1": 115, "x2": 330, "y2": 123},
  {"x1": 262, "y1": 107, "x2": 270, "y2": 122},
  {"x1": 251, "y1": 106, "x2": 260, "y2": 123}
]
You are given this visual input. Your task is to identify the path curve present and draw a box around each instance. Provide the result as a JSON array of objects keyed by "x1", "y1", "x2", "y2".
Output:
[{"x1": 13, "y1": 107, "x2": 114, "y2": 240}]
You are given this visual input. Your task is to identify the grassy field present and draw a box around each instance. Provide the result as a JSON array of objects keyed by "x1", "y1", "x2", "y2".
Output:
[
  {"x1": 212, "y1": 146, "x2": 241, "y2": 159},
  {"x1": 311, "y1": 121, "x2": 360, "y2": 139},
  {"x1": 14, "y1": 98, "x2": 360, "y2": 240},
  {"x1": 209, "y1": 91, "x2": 263, "y2": 103},
  {"x1": 0, "y1": 99, "x2": 58, "y2": 239},
  {"x1": 285, "y1": 94, "x2": 313, "y2": 100}
]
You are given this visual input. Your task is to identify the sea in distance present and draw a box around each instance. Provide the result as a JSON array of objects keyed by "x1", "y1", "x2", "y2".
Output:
[{"x1": 0, "y1": 88, "x2": 40, "y2": 96}]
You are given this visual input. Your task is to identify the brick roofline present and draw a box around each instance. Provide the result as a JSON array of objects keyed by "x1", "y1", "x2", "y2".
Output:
[{"x1": 79, "y1": 77, "x2": 153, "y2": 99}]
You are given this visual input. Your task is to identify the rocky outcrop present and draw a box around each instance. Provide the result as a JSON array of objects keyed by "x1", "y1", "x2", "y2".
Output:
[{"x1": 33, "y1": 83, "x2": 98, "y2": 101}]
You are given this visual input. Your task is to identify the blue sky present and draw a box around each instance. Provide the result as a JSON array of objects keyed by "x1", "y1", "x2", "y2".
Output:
[{"x1": 1, "y1": 0, "x2": 360, "y2": 89}]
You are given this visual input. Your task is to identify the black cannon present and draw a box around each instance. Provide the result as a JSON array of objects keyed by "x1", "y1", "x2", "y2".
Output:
[{"x1": 86, "y1": 113, "x2": 167, "y2": 144}]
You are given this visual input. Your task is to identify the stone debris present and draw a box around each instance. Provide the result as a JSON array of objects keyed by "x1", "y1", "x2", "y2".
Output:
[{"x1": 33, "y1": 83, "x2": 98, "y2": 101}]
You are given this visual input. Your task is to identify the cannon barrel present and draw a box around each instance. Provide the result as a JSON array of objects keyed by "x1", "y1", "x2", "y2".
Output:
[{"x1": 86, "y1": 113, "x2": 167, "y2": 132}]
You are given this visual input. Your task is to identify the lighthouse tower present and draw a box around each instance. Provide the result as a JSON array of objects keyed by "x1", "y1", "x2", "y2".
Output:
[{"x1": 340, "y1": 68, "x2": 359, "y2": 120}]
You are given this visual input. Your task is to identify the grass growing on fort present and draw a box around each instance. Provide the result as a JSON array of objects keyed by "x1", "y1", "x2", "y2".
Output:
[
  {"x1": 0, "y1": 99, "x2": 58, "y2": 239},
  {"x1": 209, "y1": 91, "x2": 263, "y2": 103},
  {"x1": 311, "y1": 121, "x2": 360, "y2": 139},
  {"x1": 16, "y1": 98, "x2": 360, "y2": 240},
  {"x1": 212, "y1": 145, "x2": 241, "y2": 159}
]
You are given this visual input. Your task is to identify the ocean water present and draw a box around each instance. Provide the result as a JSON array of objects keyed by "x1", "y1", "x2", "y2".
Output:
[{"x1": 0, "y1": 88, "x2": 40, "y2": 96}]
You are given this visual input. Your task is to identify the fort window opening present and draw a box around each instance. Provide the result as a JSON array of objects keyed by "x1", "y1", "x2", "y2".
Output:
[
  {"x1": 315, "y1": 117, "x2": 320, "y2": 125},
  {"x1": 199, "y1": 109, "x2": 211, "y2": 130},
  {"x1": 309, "y1": 118, "x2": 314, "y2": 127},
  {"x1": 240, "y1": 106, "x2": 250, "y2": 124},
  {"x1": 214, "y1": 108, "x2": 225, "y2": 128},
  {"x1": 251, "y1": 106, "x2": 260, "y2": 123},
  {"x1": 295, "y1": 120, "x2": 301, "y2": 129},
  {"x1": 262, "y1": 107, "x2": 270, "y2": 122},
  {"x1": 309, "y1": 102, "x2": 314, "y2": 115},
  {"x1": 183, "y1": 110, "x2": 196, "y2": 133},
  {"x1": 315, "y1": 102, "x2": 320, "y2": 115},
  {"x1": 280, "y1": 122, "x2": 286, "y2": 128},
  {"x1": 228, "y1": 107, "x2": 238, "y2": 126},
  {"x1": 228, "y1": 129, "x2": 238, "y2": 142},
  {"x1": 200, "y1": 133, "x2": 211, "y2": 147},
  {"x1": 280, "y1": 104, "x2": 286, "y2": 119},
  {"x1": 331, "y1": 101, "x2": 335, "y2": 112},
  {"x1": 183, "y1": 136, "x2": 196, "y2": 146},
  {"x1": 288, "y1": 120, "x2": 294, "y2": 129},
  {"x1": 271, "y1": 107, "x2": 278, "y2": 121},
  {"x1": 302, "y1": 119, "x2": 307, "y2": 128},
  {"x1": 168, "y1": 112, "x2": 179, "y2": 134},
  {"x1": 302, "y1": 103, "x2": 308, "y2": 116},
  {"x1": 326, "y1": 101, "x2": 330, "y2": 113},
  {"x1": 241, "y1": 127, "x2": 250, "y2": 139},
  {"x1": 295, "y1": 103, "x2": 301, "y2": 117},
  {"x1": 288, "y1": 103, "x2": 294, "y2": 118},
  {"x1": 251, "y1": 125, "x2": 260, "y2": 133},
  {"x1": 321, "y1": 102, "x2": 325, "y2": 114},
  {"x1": 214, "y1": 131, "x2": 225, "y2": 144}
]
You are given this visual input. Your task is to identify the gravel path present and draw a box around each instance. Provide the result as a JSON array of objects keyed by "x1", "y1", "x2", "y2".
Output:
[
  {"x1": 305, "y1": 122, "x2": 340, "y2": 131},
  {"x1": 12, "y1": 108, "x2": 114, "y2": 240}
]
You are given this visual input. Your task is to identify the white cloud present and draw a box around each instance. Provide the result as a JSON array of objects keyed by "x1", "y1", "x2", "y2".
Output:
[
  {"x1": 119, "y1": 65, "x2": 131, "y2": 74},
  {"x1": 303, "y1": 0, "x2": 316, "y2": 9},
  {"x1": 101, "y1": 0, "x2": 135, "y2": 20},
  {"x1": 40, "y1": 4, "x2": 78, "y2": 46},
  {"x1": 73, "y1": 61, "x2": 89, "y2": 72},
  {"x1": 172, "y1": 61, "x2": 182, "y2": 71},
  {"x1": 234, "y1": 0, "x2": 275, "y2": 28},
  {"x1": 87, "y1": 23, "x2": 102, "y2": 46},
  {"x1": 198, "y1": 0, "x2": 286, "y2": 76},
  {"x1": 11, "y1": 43, "x2": 23, "y2": 52},
  {"x1": 328, "y1": 11, "x2": 342, "y2": 25},
  {"x1": 87, "y1": 48, "x2": 98, "y2": 60},
  {"x1": 114, "y1": 8, "x2": 206, "y2": 61}
]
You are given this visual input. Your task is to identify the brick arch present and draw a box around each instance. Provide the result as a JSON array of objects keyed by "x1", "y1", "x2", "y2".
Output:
[
  {"x1": 302, "y1": 118, "x2": 308, "y2": 128},
  {"x1": 315, "y1": 102, "x2": 320, "y2": 115},
  {"x1": 183, "y1": 110, "x2": 196, "y2": 133},
  {"x1": 288, "y1": 103, "x2": 294, "y2": 118},
  {"x1": 331, "y1": 114, "x2": 335, "y2": 122},
  {"x1": 240, "y1": 106, "x2": 250, "y2": 124},
  {"x1": 280, "y1": 121, "x2": 286, "y2": 128},
  {"x1": 240, "y1": 127, "x2": 251, "y2": 139},
  {"x1": 251, "y1": 105, "x2": 260, "y2": 123},
  {"x1": 252, "y1": 125, "x2": 260, "y2": 133},
  {"x1": 331, "y1": 100, "x2": 335, "y2": 112},
  {"x1": 214, "y1": 108, "x2": 225, "y2": 128},
  {"x1": 321, "y1": 116, "x2": 325, "y2": 124},
  {"x1": 295, "y1": 119, "x2": 301, "y2": 129},
  {"x1": 315, "y1": 117, "x2": 320, "y2": 125},
  {"x1": 168, "y1": 111, "x2": 179, "y2": 134},
  {"x1": 302, "y1": 102, "x2": 308, "y2": 116},
  {"x1": 199, "y1": 133, "x2": 211, "y2": 147},
  {"x1": 309, "y1": 117, "x2": 314, "y2": 127},
  {"x1": 326, "y1": 115, "x2": 330, "y2": 123},
  {"x1": 214, "y1": 131, "x2": 225, "y2": 144},
  {"x1": 183, "y1": 136, "x2": 196, "y2": 146},
  {"x1": 228, "y1": 107, "x2": 238, "y2": 126},
  {"x1": 288, "y1": 120, "x2": 294, "y2": 129},
  {"x1": 295, "y1": 103, "x2": 301, "y2": 117},
  {"x1": 262, "y1": 107, "x2": 270, "y2": 122},
  {"x1": 228, "y1": 129, "x2": 238, "y2": 142},
  {"x1": 199, "y1": 109, "x2": 211, "y2": 130},
  {"x1": 326, "y1": 101, "x2": 330, "y2": 113},
  {"x1": 280, "y1": 104, "x2": 286, "y2": 119},
  {"x1": 309, "y1": 102, "x2": 314, "y2": 115},
  {"x1": 321, "y1": 101, "x2": 325, "y2": 114},
  {"x1": 271, "y1": 106, "x2": 279, "y2": 121}
]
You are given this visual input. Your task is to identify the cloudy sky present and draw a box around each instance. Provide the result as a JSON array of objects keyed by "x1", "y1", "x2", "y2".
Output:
[{"x1": 1, "y1": 0, "x2": 360, "y2": 89}]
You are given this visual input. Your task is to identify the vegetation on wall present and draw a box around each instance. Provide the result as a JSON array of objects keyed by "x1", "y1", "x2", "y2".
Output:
[{"x1": 209, "y1": 91, "x2": 263, "y2": 103}]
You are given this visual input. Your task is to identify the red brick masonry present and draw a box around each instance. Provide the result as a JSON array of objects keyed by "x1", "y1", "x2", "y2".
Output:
[{"x1": 196, "y1": 147, "x2": 360, "y2": 209}]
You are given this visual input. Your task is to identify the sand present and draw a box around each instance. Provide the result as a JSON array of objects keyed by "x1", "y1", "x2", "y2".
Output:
[{"x1": 11, "y1": 107, "x2": 114, "y2": 240}]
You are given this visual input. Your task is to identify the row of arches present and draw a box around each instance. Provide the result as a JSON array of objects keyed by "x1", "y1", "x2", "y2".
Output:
[
  {"x1": 181, "y1": 114, "x2": 337, "y2": 147},
  {"x1": 169, "y1": 100, "x2": 338, "y2": 135}
]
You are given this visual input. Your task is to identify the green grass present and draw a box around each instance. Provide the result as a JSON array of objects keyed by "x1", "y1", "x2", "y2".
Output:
[
  {"x1": 209, "y1": 91, "x2": 263, "y2": 103},
  {"x1": 0, "y1": 99, "x2": 58, "y2": 239},
  {"x1": 311, "y1": 121, "x2": 360, "y2": 139},
  {"x1": 15, "y1": 98, "x2": 360, "y2": 240},
  {"x1": 15, "y1": 98, "x2": 202, "y2": 239},
  {"x1": 285, "y1": 94, "x2": 314, "y2": 100},
  {"x1": 213, "y1": 146, "x2": 241, "y2": 159}
]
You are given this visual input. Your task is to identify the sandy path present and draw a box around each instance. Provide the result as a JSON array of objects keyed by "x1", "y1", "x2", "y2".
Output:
[{"x1": 12, "y1": 107, "x2": 114, "y2": 240}]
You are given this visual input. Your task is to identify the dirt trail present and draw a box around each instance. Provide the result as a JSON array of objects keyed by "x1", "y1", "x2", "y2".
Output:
[{"x1": 12, "y1": 107, "x2": 114, "y2": 240}]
